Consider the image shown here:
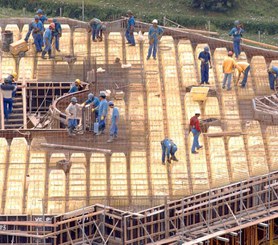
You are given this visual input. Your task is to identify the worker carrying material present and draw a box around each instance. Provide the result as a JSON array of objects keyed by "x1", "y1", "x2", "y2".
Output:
[
  {"x1": 65, "y1": 97, "x2": 81, "y2": 136},
  {"x1": 125, "y1": 10, "x2": 136, "y2": 46},
  {"x1": 268, "y1": 66, "x2": 278, "y2": 91},
  {"x1": 235, "y1": 61, "x2": 250, "y2": 88},
  {"x1": 42, "y1": 23, "x2": 55, "y2": 59},
  {"x1": 107, "y1": 101, "x2": 120, "y2": 143},
  {"x1": 96, "y1": 92, "x2": 108, "y2": 135},
  {"x1": 24, "y1": 15, "x2": 43, "y2": 52},
  {"x1": 229, "y1": 20, "x2": 244, "y2": 59},
  {"x1": 147, "y1": 19, "x2": 164, "y2": 60},
  {"x1": 52, "y1": 18, "x2": 62, "y2": 52},
  {"x1": 189, "y1": 110, "x2": 203, "y2": 154},
  {"x1": 161, "y1": 138, "x2": 178, "y2": 165},
  {"x1": 198, "y1": 46, "x2": 212, "y2": 85}
]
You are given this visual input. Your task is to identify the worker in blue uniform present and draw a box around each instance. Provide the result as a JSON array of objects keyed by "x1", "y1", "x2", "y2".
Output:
[
  {"x1": 147, "y1": 19, "x2": 164, "y2": 60},
  {"x1": 125, "y1": 10, "x2": 135, "y2": 46},
  {"x1": 89, "y1": 18, "x2": 102, "y2": 42},
  {"x1": 161, "y1": 138, "x2": 178, "y2": 165},
  {"x1": 42, "y1": 23, "x2": 55, "y2": 59},
  {"x1": 82, "y1": 93, "x2": 100, "y2": 120},
  {"x1": 52, "y1": 18, "x2": 62, "y2": 52},
  {"x1": 198, "y1": 47, "x2": 212, "y2": 85},
  {"x1": 36, "y1": 9, "x2": 48, "y2": 25},
  {"x1": 107, "y1": 101, "x2": 119, "y2": 143},
  {"x1": 268, "y1": 66, "x2": 278, "y2": 90},
  {"x1": 96, "y1": 92, "x2": 108, "y2": 135},
  {"x1": 24, "y1": 15, "x2": 43, "y2": 52},
  {"x1": 229, "y1": 20, "x2": 244, "y2": 59}
]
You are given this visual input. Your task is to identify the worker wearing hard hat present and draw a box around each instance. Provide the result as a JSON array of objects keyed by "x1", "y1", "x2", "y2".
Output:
[
  {"x1": 52, "y1": 18, "x2": 62, "y2": 52},
  {"x1": 161, "y1": 138, "x2": 178, "y2": 165},
  {"x1": 42, "y1": 23, "x2": 55, "y2": 59},
  {"x1": 36, "y1": 9, "x2": 48, "y2": 25},
  {"x1": 229, "y1": 20, "x2": 244, "y2": 59},
  {"x1": 82, "y1": 93, "x2": 100, "y2": 119},
  {"x1": 198, "y1": 46, "x2": 212, "y2": 85},
  {"x1": 65, "y1": 97, "x2": 81, "y2": 136},
  {"x1": 69, "y1": 79, "x2": 83, "y2": 93},
  {"x1": 125, "y1": 10, "x2": 136, "y2": 46},
  {"x1": 147, "y1": 19, "x2": 164, "y2": 60},
  {"x1": 268, "y1": 66, "x2": 278, "y2": 91},
  {"x1": 7, "y1": 72, "x2": 18, "y2": 97},
  {"x1": 24, "y1": 15, "x2": 43, "y2": 52},
  {"x1": 107, "y1": 101, "x2": 120, "y2": 143},
  {"x1": 189, "y1": 110, "x2": 203, "y2": 154},
  {"x1": 96, "y1": 92, "x2": 108, "y2": 135},
  {"x1": 235, "y1": 61, "x2": 250, "y2": 88}
]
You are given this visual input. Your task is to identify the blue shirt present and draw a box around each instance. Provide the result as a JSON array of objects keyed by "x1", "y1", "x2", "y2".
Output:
[
  {"x1": 198, "y1": 51, "x2": 211, "y2": 63},
  {"x1": 40, "y1": 15, "x2": 48, "y2": 24},
  {"x1": 161, "y1": 138, "x2": 177, "y2": 163},
  {"x1": 271, "y1": 66, "x2": 278, "y2": 76},
  {"x1": 111, "y1": 107, "x2": 119, "y2": 124},
  {"x1": 31, "y1": 20, "x2": 43, "y2": 34},
  {"x1": 148, "y1": 26, "x2": 164, "y2": 41},
  {"x1": 85, "y1": 97, "x2": 100, "y2": 108},
  {"x1": 69, "y1": 85, "x2": 78, "y2": 94},
  {"x1": 98, "y1": 99, "x2": 108, "y2": 120},
  {"x1": 53, "y1": 22, "x2": 62, "y2": 36},
  {"x1": 229, "y1": 27, "x2": 244, "y2": 40},
  {"x1": 43, "y1": 28, "x2": 52, "y2": 42},
  {"x1": 127, "y1": 16, "x2": 135, "y2": 30}
]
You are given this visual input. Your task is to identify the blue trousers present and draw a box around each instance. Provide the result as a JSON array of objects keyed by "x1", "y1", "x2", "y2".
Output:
[
  {"x1": 269, "y1": 73, "x2": 277, "y2": 90},
  {"x1": 222, "y1": 73, "x2": 232, "y2": 89},
  {"x1": 233, "y1": 38, "x2": 241, "y2": 58},
  {"x1": 148, "y1": 39, "x2": 158, "y2": 58},
  {"x1": 162, "y1": 144, "x2": 177, "y2": 163},
  {"x1": 125, "y1": 29, "x2": 135, "y2": 45},
  {"x1": 92, "y1": 25, "x2": 101, "y2": 40},
  {"x1": 33, "y1": 33, "x2": 43, "y2": 52},
  {"x1": 43, "y1": 40, "x2": 52, "y2": 52},
  {"x1": 68, "y1": 119, "x2": 77, "y2": 133},
  {"x1": 3, "y1": 98, "x2": 13, "y2": 119},
  {"x1": 99, "y1": 119, "x2": 106, "y2": 132},
  {"x1": 53, "y1": 35, "x2": 60, "y2": 50},
  {"x1": 201, "y1": 64, "x2": 209, "y2": 83},
  {"x1": 110, "y1": 122, "x2": 118, "y2": 137},
  {"x1": 241, "y1": 66, "x2": 250, "y2": 87},
  {"x1": 191, "y1": 128, "x2": 201, "y2": 153}
]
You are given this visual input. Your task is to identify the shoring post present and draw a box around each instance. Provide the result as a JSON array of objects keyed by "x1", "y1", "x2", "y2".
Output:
[
  {"x1": 22, "y1": 75, "x2": 27, "y2": 129},
  {"x1": 163, "y1": 16, "x2": 166, "y2": 27},
  {"x1": 0, "y1": 92, "x2": 4, "y2": 129},
  {"x1": 60, "y1": 8, "x2": 62, "y2": 17},
  {"x1": 164, "y1": 196, "x2": 169, "y2": 238}
]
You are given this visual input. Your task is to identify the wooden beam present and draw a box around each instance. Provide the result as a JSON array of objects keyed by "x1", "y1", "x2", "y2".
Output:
[
  {"x1": 203, "y1": 131, "x2": 247, "y2": 137},
  {"x1": 242, "y1": 38, "x2": 278, "y2": 51}
]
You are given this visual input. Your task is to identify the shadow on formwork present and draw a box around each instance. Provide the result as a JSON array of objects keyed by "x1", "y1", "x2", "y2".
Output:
[{"x1": 1, "y1": 17, "x2": 278, "y2": 244}]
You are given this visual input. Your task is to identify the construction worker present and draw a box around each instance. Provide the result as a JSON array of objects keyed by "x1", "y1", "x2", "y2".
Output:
[
  {"x1": 0, "y1": 78, "x2": 17, "y2": 120},
  {"x1": 189, "y1": 110, "x2": 203, "y2": 154},
  {"x1": 24, "y1": 15, "x2": 43, "y2": 52},
  {"x1": 69, "y1": 79, "x2": 83, "y2": 93},
  {"x1": 268, "y1": 66, "x2": 278, "y2": 90},
  {"x1": 52, "y1": 18, "x2": 62, "y2": 52},
  {"x1": 222, "y1": 51, "x2": 239, "y2": 91},
  {"x1": 235, "y1": 61, "x2": 250, "y2": 88},
  {"x1": 36, "y1": 9, "x2": 48, "y2": 25},
  {"x1": 147, "y1": 19, "x2": 164, "y2": 60},
  {"x1": 7, "y1": 72, "x2": 19, "y2": 97},
  {"x1": 161, "y1": 138, "x2": 178, "y2": 165},
  {"x1": 198, "y1": 46, "x2": 212, "y2": 85},
  {"x1": 125, "y1": 10, "x2": 135, "y2": 46},
  {"x1": 96, "y1": 92, "x2": 108, "y2": 135},
  {"x1": 42, "y1": 23, "x2": 55, "y2": 59},
  {"x1": 82, "y1": 93, "x2": 100, "y2": 119},
  {"x1": 107, "y1": 101, "x2": 119, "y2": 143},
  {"x1": 229, "y1": 20, "x2": 244, "y2": 59},
  {"x1": 89, "y1": 18, "x2": 102, "y2": 42},
  {"x1": 65, "y1": 97, "x2": 81, "y2": 136}
]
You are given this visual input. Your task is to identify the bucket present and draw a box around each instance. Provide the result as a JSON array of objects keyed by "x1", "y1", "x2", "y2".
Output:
[{"x1": 2, "y1": 30, "x2": 13, "y2": 52}]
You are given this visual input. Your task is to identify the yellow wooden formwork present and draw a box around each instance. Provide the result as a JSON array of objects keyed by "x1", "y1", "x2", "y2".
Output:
[
  {"x1": 59, "y1": 24, "x2": 71, "y2": 54},
  {"x1": 0, "y1": 139, "x2": 8, "y2": 213},
  {"x1": 204, "y1": 97, "x2": 221, "y2": 119},
  {"x1": 213, "y1": 47, "x2": 228, "y2": 83},
  {"x1": 18, "y1": 57, "x2": 34, "y2": 80},
  {"x1": 108, "y1": 32, "x2": 123, "y2": 64},
  {"x1": 90, "y1": 30, "x2": 105, "y2": 63},
  {"x1": 36, "y1": 59, "x2": 53, "y2": 81},
  {"x1": 1, "y1": 56, "x2": 16, "y2": 79},
  {"x1": 73, "y1": 28, "x2": 88, "y2": 56},
  {"x1": 266, "y1": 126, "x2": 278, "y2": 171}
]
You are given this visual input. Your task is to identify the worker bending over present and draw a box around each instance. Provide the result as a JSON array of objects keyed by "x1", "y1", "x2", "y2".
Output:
[
  {"x1": 235, "y1": 61, "x2": 250, "y2": 88},
  {"x1": 125, "y1": 10, "x2": 135, "y2": 46},
  {"x1": 229, "y1": 20, "x2": 244, "y2": 59},
  {"x1": 96, "y1": 92, "x2": 108, "y2": 135},
  {"x1": 198, "y1": 46, "x2": 212, "y2": 85},
  {"x1": 65, "y1": 97, "x2": 81, "y2": 136},
  {"x1": 52, "y1": 19, "x2": 62, "y2": 52},
  {"x1": 82, "y1": 93, "x2": 100, "y2": 120},
  {"x1": 268, "y1": 66, "x2": 278, "y2": 91},
  {"x1": 222, "y1": 51, "x2": 239, "y2": 91},
  {"x1": 89, "y1": 18, "x2": 102, "y2": 42},
  {"x1": 161, "y1": 138, "x2": 178, "y2": 165},
  {"x1": 107, "y1": 101, "x2": 119, "y2": 143},
  {"x1": 42, "y1": 23, "x2": 55, "y2": 59},
  {"x1": 147, "y1": 19, "x2": 163, "y2": 60},
  {"x1": 189, "y1": 110, "x2": 203, "y2": 154}
]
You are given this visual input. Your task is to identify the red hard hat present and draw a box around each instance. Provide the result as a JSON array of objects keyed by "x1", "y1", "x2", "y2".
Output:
[{"x1": 49, "y1": 23, "x2": 55, "y2": 29}]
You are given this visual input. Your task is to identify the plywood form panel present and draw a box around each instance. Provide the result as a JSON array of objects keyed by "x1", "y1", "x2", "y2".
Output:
[
  {"x1": 69, "y1": 153, "x2": 86, "y2": 211},
  {"x1": 5, "y1": 138, "x2": 28, "y2": 214},
  {"x1": 266, "y1": 126, "x2": 278, "y2": 171},
  {"x1": 108, "y1": 32, "x2": 123, "y2": 64},
  {"x1": 207, "y1": 127, "x2": 230, "y2": 188},
  {"x1": 26, "y1": 152, "x2": 46, "y2": 214},
  {"x1": 18, "y1": 57, "x2": 34, "y2": 80},
  {"x1": 73, "y1": 28, "x2": 88, "y2": 56},
  {"x1": 36, "y1": 59, "x2": 53, "y2": 81}
]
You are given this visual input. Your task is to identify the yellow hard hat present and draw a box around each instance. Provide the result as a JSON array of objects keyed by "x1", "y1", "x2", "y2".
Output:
[
  {"x1": 12, "y1": 72, "x2": 17, "y2": 79},
  {"x1": 75, "y1": 79, "x2": 81, "y2": 85}
]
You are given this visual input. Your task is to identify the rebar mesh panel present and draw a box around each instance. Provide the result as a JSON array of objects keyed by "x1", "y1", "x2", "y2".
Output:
[
  {"x1": 73, "y1": 28, "x2": 88, "y2": 56},
  {"x1": 1, "y1": 56, "x2": 16, "y2": 79},
  {"x1": 204, "y1": 97, "x2": 221, "y2": 118},
  {"x1": 126, "y1": 32, "x2": 140, "y2": 63},
  {"x1": 90, "y1": 32, "x2": 105, "y2": 63},
  {"x1": 0, "y1": 138, "x2": 8, "y2": 213},
  {"x1": 59, "y1": 24, "x2": 71, "y2": 54},
  {"x1": 108, "y1": 32, "x2": 123, "y2": 64},
  {"x1": 266, "y1": 126, "x2": 278, "y2": 171},
  {"x1": 18, "y1": 57, "x2": 35, "y2": 80}
]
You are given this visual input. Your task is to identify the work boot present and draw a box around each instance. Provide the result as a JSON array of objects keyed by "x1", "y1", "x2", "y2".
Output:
[
  {"x1": 41, "y1": 51, "x2": 47, "y2": 59},
  {"x1": 197, "y1": 145, "x2": 203, "y2": 150},
  {"x1": 171, "y1": 155, "x2": 178, "y2": 162},
  {"x1": 167, "y1": 158, "x2": 171, "y2": 164},
  {"x1": 48, "y1": 50, "x2": 54, "y2": 59},
  {"x1": 107, "y1": 136, "x2": 114, "y2": 143}
]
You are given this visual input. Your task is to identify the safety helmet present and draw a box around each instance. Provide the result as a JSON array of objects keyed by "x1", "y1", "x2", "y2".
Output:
[
  {"x1": 88, "y1": 93, "x2": 94, "y2": 99},
  {"x1": 127, "y1": 10, "x2": 133, "y2": 15},
  {"x1": 228, "y1": 51, "x2": 233, "y2": 56},
  {"x1": 152, "y1": 19, "x2": 158, "y2": 24},
  {"x1": 49, "y1": 23, "x2": 55, "y2": 29},
  {"x1": 234, "y1": 20, "x2": 241, "y2": 26},
  {"x1": 36, "y1": 9, "x2": 43, "y2": 14},
  {"x1": 71, "y1": 97, "x2": 77, "y2": 103},
  {"x1": 108, "y1": 101, "x2": 114, "y2": 106},
  {"x1": 11, "y1": 72, "x2": 17, "y2": 79},
  {"x1": 195, "y1": 109, "x2": 201, "y2": 115},
  {"x1": 34, "y1": 15, "x2": 39, "y2": 20},
  {"x1": 204, "y1": 46, "x2": 209, "y2": 52},
  {"x1": 99, "y1": 92, "x2": 106, "y2": 98},
  {"x1": 75, "y1": 79, "x2": 81, "y2": 85}
]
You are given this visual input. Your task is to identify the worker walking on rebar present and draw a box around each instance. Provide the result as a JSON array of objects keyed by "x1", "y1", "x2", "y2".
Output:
[
  {"x1": 89, "y1": 18, "x2": 102, "y2": 42},
  {"x1": 229, "y1": 20, "x2": 244, "y2": 59},
  {"x1": 125, "y1": 10, "x2": 136, "y2": 46},
  {"x1": 52, "y1": 18, "x2": 62, "y2": 52},
  {"x1": 235, "y1": 61, "x2": 250, "y2": 88},
  {"x1": 107, "y1": 101, "x2": 119, "y2": 143},
  {"x1": 198, "y1": 46, "x2": 212, "y2": 85},
  {"x1": 42, "y1": 23, "x2": 55, "y2": 59},
  {"x1": 189, "y1": 110, "x2": 203, "y2": 154},
  {"x1": 161, "y1": 138, "x2": 178, "y2": 165},
  {"x1": 82, "y1": 93, "x2": 100, "y2": 120},
  {"x1": 96, "y1": 92, "x2": 108, "y2": 135},
  {"x1": 147, "y1": 19, "x2": 164, "y2": 60},
  {"x1": 268, "y1": 66, "x2": 278, "y2": 91},
  {"x1": 65, "y1": 97, "x2": 81, "y2": 136},
  {"x1": 222, "y1": 51, "x2": 239, "y2": 91},
  {"x1": 24, "y1": 15, "x2": 43, "y2": 53}
]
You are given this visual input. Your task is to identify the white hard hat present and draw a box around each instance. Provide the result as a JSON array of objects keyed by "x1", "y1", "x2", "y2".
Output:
[
  {"x1": 152, "y1": 19, "x2": 158, "y2": 24},
  {"x1": 195, "y1": 109, "x2": 201, "y2": 115}
]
